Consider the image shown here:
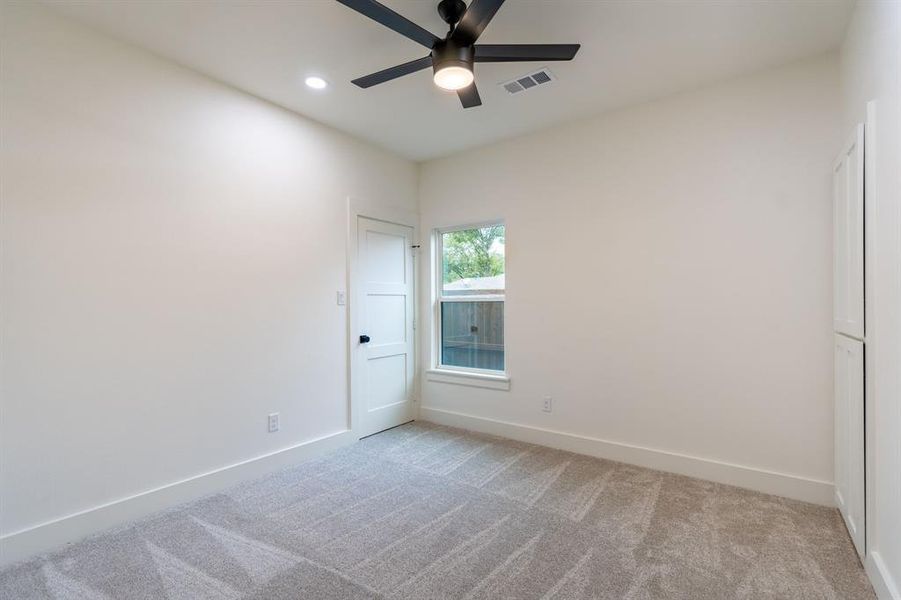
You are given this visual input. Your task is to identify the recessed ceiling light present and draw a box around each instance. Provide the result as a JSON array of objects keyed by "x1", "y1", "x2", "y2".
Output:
[{"x1": 305, "y1": 76, "x2": 327, "y2": 90}]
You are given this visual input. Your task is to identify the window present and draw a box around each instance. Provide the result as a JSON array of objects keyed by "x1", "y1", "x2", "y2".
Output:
[{"x1": 437, "y1": 223, "x2": 505, "y2": 373}]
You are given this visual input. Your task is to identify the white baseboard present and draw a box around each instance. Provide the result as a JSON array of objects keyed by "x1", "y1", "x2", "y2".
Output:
[
  {"x1": 867, "y1": 551, "x2": 901, "y2": 600},
  {"x1": 0, "y1": 429, "x2": 355, "y2": 568},
  {"x1": 419, "y1": 407, "x2": 834, "y2": 506}
]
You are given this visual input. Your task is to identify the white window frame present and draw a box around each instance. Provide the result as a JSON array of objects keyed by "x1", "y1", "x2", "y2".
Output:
[{"x1": 431, "y1": 221, "x2": 508, "y2": 385}]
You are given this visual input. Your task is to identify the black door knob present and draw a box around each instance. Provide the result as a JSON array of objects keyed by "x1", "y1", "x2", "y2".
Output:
[{"x1": 359, "y1": 334, "x2": 371, "y2": 344}]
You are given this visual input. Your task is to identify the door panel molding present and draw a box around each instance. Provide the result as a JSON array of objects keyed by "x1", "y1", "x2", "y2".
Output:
[
  {"x1": 834, "y1": 334, "x2": 866, "y2": 557},
  {"x1": 833, "y1": 124, "x2": 865, "y2": 339}
]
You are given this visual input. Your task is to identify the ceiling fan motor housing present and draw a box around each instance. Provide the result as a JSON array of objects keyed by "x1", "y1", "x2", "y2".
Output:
[{"x1": 431, "y1": 41, "x2": 474, "y2": 75}]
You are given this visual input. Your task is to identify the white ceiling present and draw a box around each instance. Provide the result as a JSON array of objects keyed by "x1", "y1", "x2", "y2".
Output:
[{"x1": 45, "y1": 0, "x2": 854, "y2": 161}]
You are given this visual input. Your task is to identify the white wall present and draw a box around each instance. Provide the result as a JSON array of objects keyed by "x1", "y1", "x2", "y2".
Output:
[
  {"x1": 419, "y1": 55, "x2": 841, "y2": 504},
  {"x1": 0, "y1": 1, "x2": 416, "y2": 558},
  {"x1": 841, "y1": 2, "x2": 901, "y2": 597}
]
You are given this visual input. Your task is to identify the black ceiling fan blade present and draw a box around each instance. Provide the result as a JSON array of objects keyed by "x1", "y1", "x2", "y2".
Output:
[
  {"x1": 451, "y1": 0, "x2": 505, "y2": 45},
  {"x1": 351, "y1": 56, "x2": 433, "y2": 88},
  {"x1": 474, "y1": 44, "x2": 581, "y2": 62},
  {"x1": 457, "y1": 83, "x2": 482, "y2": 108},
  {"x1": 336, "y1": 0, "x2": 440, "y2": 49}
]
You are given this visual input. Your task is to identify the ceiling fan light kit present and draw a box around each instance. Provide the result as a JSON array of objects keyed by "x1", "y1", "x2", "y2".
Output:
[
  {"x1": 433, "y1": 65, "x2": 473, "y2": 91},
  {"x1": 336, "y1": 0, "x2": 580, "y2": 108},
  {"x1": 432, "y1": 42, "x2": 474, "y2": 91}
]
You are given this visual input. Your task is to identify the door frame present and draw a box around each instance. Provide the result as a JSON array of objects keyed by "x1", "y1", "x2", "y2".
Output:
[{"x1": 346, "y1": 196, "x2": 419, "y2": 439}]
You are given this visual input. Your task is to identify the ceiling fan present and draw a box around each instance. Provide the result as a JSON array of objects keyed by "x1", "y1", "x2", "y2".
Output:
[{"x1": 335, "y1": 0, "x2": 580, "y2": 108}]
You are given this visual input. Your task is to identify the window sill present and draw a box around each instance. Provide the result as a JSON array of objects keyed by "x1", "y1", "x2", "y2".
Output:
[{"x1": 425, "y1": 369, "x2": 511, "y2": 391}]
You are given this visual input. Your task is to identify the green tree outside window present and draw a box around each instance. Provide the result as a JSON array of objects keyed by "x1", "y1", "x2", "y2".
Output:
[{"x1": 442, "y1": 225, "x2": 505, "y2": 284}]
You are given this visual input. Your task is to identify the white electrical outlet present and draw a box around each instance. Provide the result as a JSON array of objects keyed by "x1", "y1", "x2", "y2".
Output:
[
  {"x1": 542, "y1": 397, "x2": 553, "y2": 413},
  {"x1": 268, "y1": 413, "x2": 280, "y2": 433}
]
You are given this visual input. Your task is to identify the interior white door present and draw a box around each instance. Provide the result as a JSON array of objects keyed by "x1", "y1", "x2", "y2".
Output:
[
  {"x1": 357, "y1": 217, "x2": 415, "y2": 437},
  {"x1": 833, "y1": 124, "x2": 865, "y2": 339},
  {"x1": 834, "y1": 333, "x2": 865, "y2": 557}
]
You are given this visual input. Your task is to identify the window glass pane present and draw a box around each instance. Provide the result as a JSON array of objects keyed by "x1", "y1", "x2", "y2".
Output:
[
  {"x1": 442, "y1": 225, "x2": 505, "y2": 296},
  {"x1": 441, "y1": 301, "x2": 504, "y2": 371}
]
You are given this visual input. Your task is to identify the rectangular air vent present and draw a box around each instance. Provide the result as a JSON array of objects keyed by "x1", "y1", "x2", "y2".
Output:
[{"x1": 500, "y1": 68, "x2": 556, "y2": 94}]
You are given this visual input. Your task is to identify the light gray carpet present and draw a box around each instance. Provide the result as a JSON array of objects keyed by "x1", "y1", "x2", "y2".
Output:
[{"x1": 0, "y1": 421, "x2": 874, "y2": 599}]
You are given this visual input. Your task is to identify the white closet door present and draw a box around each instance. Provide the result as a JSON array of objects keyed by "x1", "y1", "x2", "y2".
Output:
[
  {"x1": 833, "y1": 124, "x2": 864, "y2": 339},
  {"x1": 834, "y1": 333, "x2": 865, "y2": 557}
]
